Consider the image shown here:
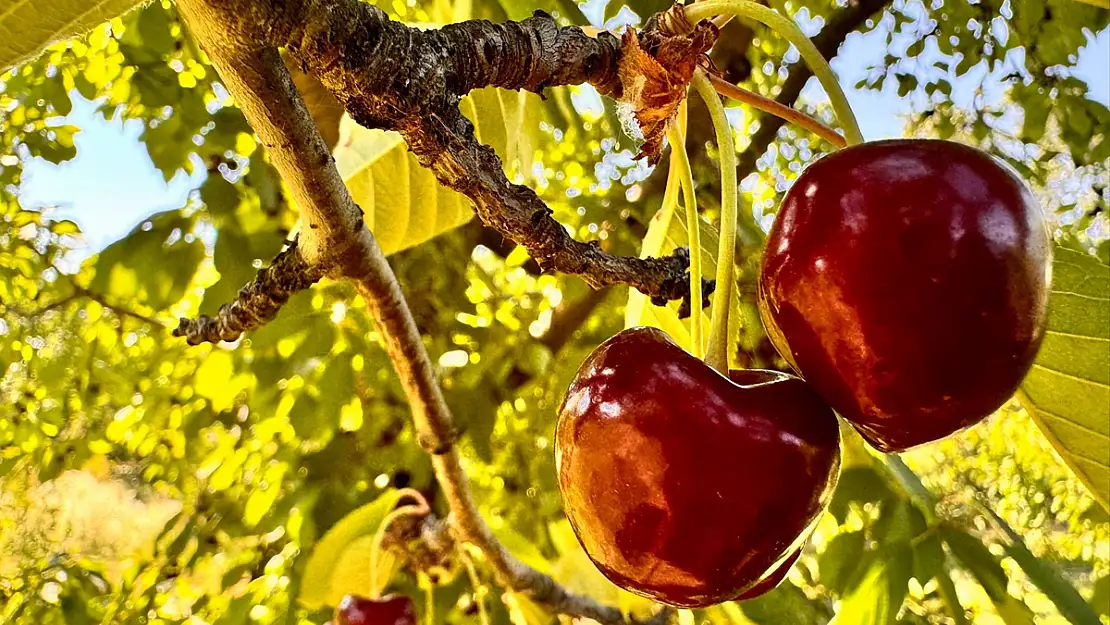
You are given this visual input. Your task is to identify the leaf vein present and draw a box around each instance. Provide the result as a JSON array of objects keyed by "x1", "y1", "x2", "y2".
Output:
[
  {"x1": 1050, "y1": 289, "x2": 1110, "y2": 302},
  {"x1": 1044, "y1": 330, "x2": 1110, "y2": 342},
  {"x1": 1030, "y1": 364, "x2": 1110, "y2": 389},
  {"x1": 1032, "y1": 406, "x2": 1110, "y2": 439}
]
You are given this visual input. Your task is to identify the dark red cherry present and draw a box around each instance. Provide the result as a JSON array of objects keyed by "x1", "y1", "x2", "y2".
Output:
[
  {"x1": 555, "y1": 327, "x2": 840, "y2": 607},
  {"x1": 759, "y1": 139, "x2": 1050, "y2": 452},
  {"x1": 335, "y1": 595, "x2": 416, "y2": 625}
]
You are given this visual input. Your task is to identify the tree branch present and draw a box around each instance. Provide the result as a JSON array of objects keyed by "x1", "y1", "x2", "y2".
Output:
[
  {"x1": 180, "y1": 0, "x2": 694, "y2": 304},
  {"x1": 175, "y1": 1, "x2": 665, "y2": 622}
]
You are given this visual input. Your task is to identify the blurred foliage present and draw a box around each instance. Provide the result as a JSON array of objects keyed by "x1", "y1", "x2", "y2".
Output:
[{"x1": 0, "y1": 0, "x2": 1108, "y2": 624}]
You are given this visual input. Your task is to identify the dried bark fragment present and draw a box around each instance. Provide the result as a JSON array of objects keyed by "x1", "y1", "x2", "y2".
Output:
[{"x1": 618, "y1": 21, "x2": 718, "y2": 164}]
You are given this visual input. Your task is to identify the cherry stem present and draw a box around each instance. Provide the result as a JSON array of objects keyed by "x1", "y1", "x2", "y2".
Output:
[
  {"x1": 421, "y1": 574, "x2": 436, "y2": 625},
  {"x1": 685, "y1": 0, "x2": 865, "y2": 146},
  {"x1": 665, "y1": 110, "x2": 704, "y2": 358},
  {"x1": 462, "y1": 545, "x2": 491, "y2": 625},
  {"x1": 707, "y1": 74, "x2": 848, "y2": 149},
  {"x1": 692, "y1": 69, "x2": 738, "y2": 374},
  {"x1": 369, "y1": 488, "x2": 431, "y2": 598}
]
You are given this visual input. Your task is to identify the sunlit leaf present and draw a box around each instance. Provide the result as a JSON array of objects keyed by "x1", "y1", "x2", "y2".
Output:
[
  {"x1": 299, "y1": 489, "x2": 406, "y2": 609},
  {"x1": 91, "y1": 210, "x2": 204, "y2": 309},
  {"x1": 333, "y1": 87, "x2": 544, "y2": 256},
  {"x1": 0, "y1": 0, "x2": 140, "y2": 72},
  {"x1": 1019, "y1": 243, "x2": 1110, "y2": 510},
  {"x1": 625, "y1": 200, "x2": 740, "y2": 361},
  {"x1": 194, "y1": 350, "x2": 254, "y2": 413},
  {"x1": 829, "y1": 544, "x2": 912, "y2": 625}
]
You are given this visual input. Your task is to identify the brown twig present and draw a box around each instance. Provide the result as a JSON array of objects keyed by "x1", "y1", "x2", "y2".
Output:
[
  {"x1": 708, "y1": 73, "x2": 846, "y2": 148},
  {"x1": 173, "y1": 239, "x2": 324, "y2": 345},
  {"x1": 22, "y1": 284, "x2": 162, "y2": 326}
]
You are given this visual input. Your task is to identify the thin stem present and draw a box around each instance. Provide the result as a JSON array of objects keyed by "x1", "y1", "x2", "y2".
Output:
[
  {"x1": 685, "y1": 0, "x2": 864, "y2": 146},
  {"x1": 422, "y1": 574, "x2": 435, "y2": 625},
  {"x1": 707, "y1": 73, "x2": 847, "y2": 149},
  {"x1": 666, "y1": 121, "x2": 703, "y2": 357},
  {"x1": 879, "y1": 454, "x2": 938, "y2": 523},
  {"x1": 462, "y1": 546, "x2": 491, "y2": 625},
  {"x1": 936, "y1": 570, "x2": 970, "y2": 625},
  {"x1": 692, "y1": 69, "x2": 737, "y2": 374}
]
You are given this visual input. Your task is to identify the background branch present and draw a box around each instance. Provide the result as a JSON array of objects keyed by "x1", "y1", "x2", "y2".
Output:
[{"x1": 734, "y1": 0, "x2": 889, "y2": 179}]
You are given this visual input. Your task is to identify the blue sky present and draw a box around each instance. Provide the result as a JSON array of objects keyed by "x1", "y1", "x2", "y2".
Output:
[{"x1": 15, "y1": 5, "x2": 1110, "y2": 255}]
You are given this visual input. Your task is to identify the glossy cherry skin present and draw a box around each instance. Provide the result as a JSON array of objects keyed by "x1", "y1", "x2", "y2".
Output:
[
  {"x1": 335, "y1": 595, "x2": 416, "y2": 625},
  {"x1": 555, "y1": 327, "x2": 840, "y2": 607},
  {"x1": 759, "y1": 139, "x2": 1050, "y2": 452}
]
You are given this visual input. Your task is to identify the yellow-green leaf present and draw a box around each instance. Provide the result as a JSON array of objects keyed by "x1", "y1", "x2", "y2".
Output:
[
  {"x1": 0, "y1": 0, "x2": 141, "y2": 72},
  {"x1": 829, "y1": 545, "x2": 913, "y2": 625},
  {"x1": 299, "y1": 489, "x2": 406, "y2": 609},
  {"x1": 333, "y1": 87, "x2": 543, "y2": 256},
  {"x1": 504, "y1": 592, "x2": 554, "y2": 625},
  {"x1": 1019, "y1": 243, "x2": 1110, "y2": 510},
  {"x1": 490, "y1": 524, "x2": 551, "y2": 575},
  {"x1": 625, "y1": 200, "x2": 741, "y2": 360}
]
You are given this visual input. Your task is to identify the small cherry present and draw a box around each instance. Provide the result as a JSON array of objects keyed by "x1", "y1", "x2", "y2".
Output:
[
  {"x1": 555, "y1": 327, "x2": 840, "y2": 607},
  {"x1": 334, "y1": 594, "x2": 416, "y2": 625},
  {"x1": 759, "y1": 139, "x2": 1051, "y2": 451}
]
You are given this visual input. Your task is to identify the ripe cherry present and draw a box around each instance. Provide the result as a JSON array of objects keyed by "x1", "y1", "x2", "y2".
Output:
[
  {"x1": 334, "y1": 594, "x2": 416, "y2": 625},
  {"x1": 555, "y1": 327, "x2": 840, "y2": 607},
  {"x1": 759, "y1": 139, "x2": 1050, "y2": 452}
]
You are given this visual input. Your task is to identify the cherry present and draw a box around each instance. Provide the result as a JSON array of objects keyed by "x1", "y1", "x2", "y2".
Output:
[
  {"x1": 555, "y1": 327, "x2": 840, "y2": 607},
  {"x1": 759, "y1": 139, "x2": 1050, "y2": 452},
  {"x1": 334, "y1": 594, "x2": 416, "y2": 625}
]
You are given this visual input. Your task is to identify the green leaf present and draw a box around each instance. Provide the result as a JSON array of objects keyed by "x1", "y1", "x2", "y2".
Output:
[
  {"x1": 818, "y1": 531, "x2": 865, "y2": 593},
  {"x1": 873, "y1": 500, "x2": 926, "y2": 546},
  {"x1": 736, "y1": 581, "x2": 826, "y2": 624},
  {"x1": 941, "y1": 526, "x2": 1035, "y2": 625},
  {"x1": 333, "y1": 87, "x2": 543, "y2": 256},
  {"x1": 912, "y1": 533, "x2": 946, "y2": 585},
  {"x1": 200, "y1": 226, "x2": 285, "y2": 316},
  {"x1": 829, "y1": 466, "x2": 896, "y2": 523},
  {"x1": 299, "y1": 489, "x2": 406, "y2": 609},
  {"x1": 1091, "y1": 575, "x2": 1109, "y2": 618},
  {"x1": 1018, "y1": 243, "x2": 1110, "y2": 511},
  {"x1": 0, "y1": 0, "x2": 141, "y2": 72},
  {"x1": 91, "y1": 210, "x2": 204, "y2": 309},
  {"x1": 829, "y1": 544, "x2": 913, "y2": 625}
]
